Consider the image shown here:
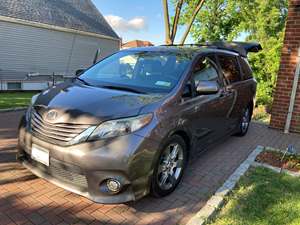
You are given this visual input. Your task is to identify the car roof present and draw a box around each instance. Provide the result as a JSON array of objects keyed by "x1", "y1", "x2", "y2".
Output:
[{"x1": 123, "y1": 45, "x2": 239, "y2": 57}]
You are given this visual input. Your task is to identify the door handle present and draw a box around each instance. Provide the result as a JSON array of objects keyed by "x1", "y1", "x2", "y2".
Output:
[{"x1": 220, "y1": 88, "x2": 234, "y2": 98}]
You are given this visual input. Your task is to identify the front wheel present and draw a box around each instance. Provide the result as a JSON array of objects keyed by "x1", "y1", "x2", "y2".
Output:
[
  {"x1": 151, "y1": 135, "x2": 187, "y2": 198},
  {"x1": 235, "y1": 107, "x2": 251, "y2": 136}
]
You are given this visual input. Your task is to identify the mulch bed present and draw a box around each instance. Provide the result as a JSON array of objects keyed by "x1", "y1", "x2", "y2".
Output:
[{"x1": 256, "y1": 150, "x2": 300, "y2": 172}]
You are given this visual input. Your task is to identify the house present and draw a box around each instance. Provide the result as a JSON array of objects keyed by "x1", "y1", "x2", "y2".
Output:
[
  {"x1": 122, "y1": 40, "x2": 154, "y2": 49},
  {"x1": 270, "y1": 0, "x2": 300, "y2": 133},
  {"x1": 0, "y1": 0, "x2": 120, "y2": 91},
  {"x1": 0, "y1": 70, "x2": 69, "y2": 91}
]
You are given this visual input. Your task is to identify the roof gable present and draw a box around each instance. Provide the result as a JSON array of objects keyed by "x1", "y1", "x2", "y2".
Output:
[
  {"x1": 122, "y1": 40, "x2": 154, "y2": 48},
  {"x1": 0, "y1": 0, "x2": 119, "y2": 39}
]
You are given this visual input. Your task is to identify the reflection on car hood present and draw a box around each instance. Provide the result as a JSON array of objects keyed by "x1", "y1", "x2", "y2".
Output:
[{"x1": 33, "y1": 82, "x2": 164, "y2": 125}]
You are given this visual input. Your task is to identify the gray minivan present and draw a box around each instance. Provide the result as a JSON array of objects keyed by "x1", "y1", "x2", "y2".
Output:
[{"x1": 17, "y1": 42, "x2": 261, "y2": 203}]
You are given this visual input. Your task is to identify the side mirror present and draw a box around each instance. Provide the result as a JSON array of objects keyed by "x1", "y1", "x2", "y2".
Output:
[
  {"x1": 196, "y1": 81, "x2": 219, "y2": 95},
  {"x1": 182, "y1": 83, "x2": 192, "y2": 98},
  {"x1": 75, "y1": 69, "x2": 85, "y2": 76}
]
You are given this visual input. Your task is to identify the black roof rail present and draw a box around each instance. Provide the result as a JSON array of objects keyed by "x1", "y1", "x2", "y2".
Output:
[{"x1": 161, "y1": 42, "x2": 262, "y2": 57}]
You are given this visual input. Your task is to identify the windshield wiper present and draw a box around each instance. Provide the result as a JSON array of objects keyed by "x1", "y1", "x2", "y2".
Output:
[
  {"x1": 76, "y1": 77, "x2": 91, "y2": 86},
  {"x1": 101, "y1": 85, "x2": 146, "y2": 94}
]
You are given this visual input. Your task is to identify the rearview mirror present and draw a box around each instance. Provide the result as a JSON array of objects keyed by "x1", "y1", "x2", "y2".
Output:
[
  {"x1": 196, "y1": 81, "x2": 219, "y2": 95},
  {"x1": 75, "y1": 69, "x2": 85, "y2": 76}
]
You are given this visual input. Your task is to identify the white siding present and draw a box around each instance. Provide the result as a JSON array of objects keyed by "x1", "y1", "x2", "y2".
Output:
[
  {"x1": 67, "y1": 34, "x2": 120, "y2": 74},
  {"x1": 22, "y1": 82, "x2": 48, "y2": 90},
  {"x1": 0, "y1": 20, "x2": 120, "y2": 76},
  {"x1": 0, "y1": 82, "x2": 7, "y2": 90}
]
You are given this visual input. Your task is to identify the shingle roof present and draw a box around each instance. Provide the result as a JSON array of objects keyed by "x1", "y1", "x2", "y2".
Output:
[{"x1": 0, "y1": 0, "x2": 119, "y2": 39}]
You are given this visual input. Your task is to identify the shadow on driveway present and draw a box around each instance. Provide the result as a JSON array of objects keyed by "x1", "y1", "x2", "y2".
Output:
[{"x1": 1, "y1": 110, "x2": 300, "y2": 224}]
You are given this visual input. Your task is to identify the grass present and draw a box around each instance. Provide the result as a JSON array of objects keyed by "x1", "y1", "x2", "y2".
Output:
[
  {"x1": 208, "y1": 167, "x2": 300, "y2": 225},
  {"x1": 0, "y1": 92, "x2": 38, "y2": 109},
  {"x1": 252, "y1": 105, "x2": 271, "y2": 124}
]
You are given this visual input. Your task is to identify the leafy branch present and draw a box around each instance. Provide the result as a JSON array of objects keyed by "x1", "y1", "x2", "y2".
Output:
[{"x1": 162, "y1": 0, "x2": 206, "y2": 45}]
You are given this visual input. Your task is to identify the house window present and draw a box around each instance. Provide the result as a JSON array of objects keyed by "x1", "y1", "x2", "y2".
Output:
[{"x1": 7, "y1": 82, "x2": 22, "y2": 90}]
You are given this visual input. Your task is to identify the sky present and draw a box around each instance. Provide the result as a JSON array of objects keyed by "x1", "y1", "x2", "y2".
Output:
[{"x1": 92, "y1": 0, "x2": 194, "y2": 45}]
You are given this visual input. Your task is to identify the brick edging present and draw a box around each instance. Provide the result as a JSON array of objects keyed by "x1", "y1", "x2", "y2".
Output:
[
  {"x1": 186, "y1": 145, "x2": 264, "y2": 225},
  {"x1": 0, "y1": 107, "x2": 27, "y2": 113}
]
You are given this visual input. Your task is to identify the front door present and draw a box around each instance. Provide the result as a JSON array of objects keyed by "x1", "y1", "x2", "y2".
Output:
[{"x1": 180, "y1": 54, "x2": 235, "y2": 150}]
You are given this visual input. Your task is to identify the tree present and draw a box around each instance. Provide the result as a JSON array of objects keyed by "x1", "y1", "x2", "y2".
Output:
[
  {"x1": 236, "y1": 0, "x2": 288, "y2": 107},
  {"x1": 180, "y1": 0, "x2": 241, "y2": 42},
  {"x1": 176, "y1": 0, "x2": 288, "y2": 107},
  {"x1": 162, "y1": 0, "x2": 206, "y2": 45},
  {"x1": 162, "y1": 0, "x2": 172, "y2": 45}
]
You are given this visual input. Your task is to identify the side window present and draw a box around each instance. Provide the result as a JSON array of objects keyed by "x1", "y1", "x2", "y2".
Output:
[
  {"x1": 239, "y1": 57, "x2": 253, "y2": 80},
  {"x1": 218, "y1": 55, "x2": 241, "y2": 84},
  {"x1": 192, "y1": 57, "x2": 219, "y2": 87}
]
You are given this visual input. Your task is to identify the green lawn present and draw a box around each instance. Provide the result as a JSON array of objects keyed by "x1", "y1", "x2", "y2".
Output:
[
  {"x1": 209, "y1": 167, "x2": 300, "y2": 225},
  {"x1": 0, "y1": 92, "x2": 38, "y2": 109}
]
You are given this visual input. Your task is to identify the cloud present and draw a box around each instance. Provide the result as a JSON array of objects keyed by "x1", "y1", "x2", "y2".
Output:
[{"x1": 105, "y1": 15, "x2": 147, "y2": 32}]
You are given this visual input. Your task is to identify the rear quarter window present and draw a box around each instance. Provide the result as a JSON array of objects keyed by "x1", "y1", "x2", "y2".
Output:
[
  {"x1": 218, "y1": 54, "x2": 241, "y2": 84},
  {"x1": 239, "y1": 57, "x2": 253, "y2": 80}
]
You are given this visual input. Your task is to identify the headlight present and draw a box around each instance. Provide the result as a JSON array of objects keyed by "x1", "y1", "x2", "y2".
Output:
[
  {"x1": 88, "y1": 113, "x2": 153, "y2": 140},
  {"x1": 26, "y1": 94, "x2": 39, "y2": 122}
]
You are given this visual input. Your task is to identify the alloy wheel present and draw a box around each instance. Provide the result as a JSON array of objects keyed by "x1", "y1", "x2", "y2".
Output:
[
  {"x1": 241, "y1": 108, "x2": 250, "y2": 133},
  {"x1": 157, "y1": 143, "x2": 184, "y2": 191}
]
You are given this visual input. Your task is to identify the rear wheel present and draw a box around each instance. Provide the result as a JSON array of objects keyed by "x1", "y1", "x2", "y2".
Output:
[
  {"x1": 235, "y1": 106, "x2": 251, "y2": 136},
  {"x1": 151, "y1": 135, "x2": 187, "y2": 197}
]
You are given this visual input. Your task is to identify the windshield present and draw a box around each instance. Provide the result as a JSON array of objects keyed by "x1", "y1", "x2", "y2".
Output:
[{"x1": 80, "y1": 51, "x2": 192, "y2": 93}]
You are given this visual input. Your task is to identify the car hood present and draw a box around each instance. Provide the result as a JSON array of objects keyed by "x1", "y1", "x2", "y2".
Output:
[{"x1": 33, "y1": 82, "x2": 164, "y2": 125}]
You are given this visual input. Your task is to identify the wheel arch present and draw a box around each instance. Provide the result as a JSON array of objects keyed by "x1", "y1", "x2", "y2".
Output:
[
  {"x1": 248, "y1": 100, "x2": 254, "y2": 120},
  {"x1": 150, "y1": 129, "x2": 191, "y2": 197},
  {"x1": 150, "y1": 128, "x2": 192, "y2": 172},
  {"x1": 170, "y1": 130, "x2": 191, "y2": 154}
]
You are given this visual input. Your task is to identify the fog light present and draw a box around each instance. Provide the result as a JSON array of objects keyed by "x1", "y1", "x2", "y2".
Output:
[{"x1": 106, "y1": 179, "x2": 121, "y2": 193}]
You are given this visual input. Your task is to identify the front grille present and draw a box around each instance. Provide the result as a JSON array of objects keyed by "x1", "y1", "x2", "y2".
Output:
[
  {"x1": 24, "y1": 152, "x2": 88, "y2": 190},
  {"x1": 31, "y1": 110, "x2": 90, "y2": 145}
]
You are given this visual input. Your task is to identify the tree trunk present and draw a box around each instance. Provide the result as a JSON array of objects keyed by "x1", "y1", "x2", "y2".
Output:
[
  {"x1": 171, "y1": 0, "x2": 184, "y2": 43},
  {"x1": 162, "y1": 0, "x2": 172, "y2": 45},
  {"x1": 180, "y1": 0, "x2": 205, "y2": 45}
]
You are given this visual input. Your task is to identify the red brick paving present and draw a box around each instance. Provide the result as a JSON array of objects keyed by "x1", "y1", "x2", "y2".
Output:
[{"x1": 1, "y1": 111, "x2": 300, "y2": 225}]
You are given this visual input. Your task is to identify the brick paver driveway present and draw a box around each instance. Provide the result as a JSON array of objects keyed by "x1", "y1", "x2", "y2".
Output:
[{"x1": 1, "y1": 110, "x2": 300, "y2": 225}]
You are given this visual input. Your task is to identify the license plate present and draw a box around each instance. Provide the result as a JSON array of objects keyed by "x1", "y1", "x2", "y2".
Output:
[{"x1": 31, "y1": 145, "x2": 49, "y2": 166}]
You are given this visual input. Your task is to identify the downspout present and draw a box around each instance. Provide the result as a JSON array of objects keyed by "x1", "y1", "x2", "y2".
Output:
[{"x1": 284, "y1": 47, "x2": 300, "y2": 133}]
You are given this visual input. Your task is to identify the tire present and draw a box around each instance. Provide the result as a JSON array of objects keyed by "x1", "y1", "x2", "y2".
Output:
[
  {"x1": 235, "y1": 106, "x2": 252, "y2": 137},
  {"x1": 151, "y1": 135, "x2": 188, "y2": 198}
]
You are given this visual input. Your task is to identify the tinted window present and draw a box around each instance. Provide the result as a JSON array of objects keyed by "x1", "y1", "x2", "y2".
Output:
[
  {"x1": 240, "y1": 57, "x2": 253, "y2": 80},
  {"x1": 218, "y1": 55, "x2": 241, "y2": 84},
  {"x1": 192, "y1": 57, "x2": 219, "y2": 87},
  {"x1": 80, "y1": 51, "x2": 192, "y2": 93}
]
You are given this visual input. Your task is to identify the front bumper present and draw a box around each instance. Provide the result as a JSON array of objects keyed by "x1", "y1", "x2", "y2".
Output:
[{"x1": 17, "y1": 116, "x2": 160, "y2": 203}]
